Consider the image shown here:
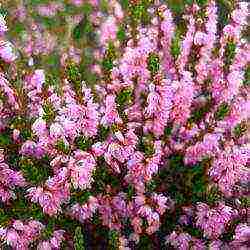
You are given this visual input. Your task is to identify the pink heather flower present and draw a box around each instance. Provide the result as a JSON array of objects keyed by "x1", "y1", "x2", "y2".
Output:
[
  {"x1": 184, "y1": 133, "x2": 221, "y2": 165},
  {"x1": 0, "y1": 14, "x2": 7, "y2": 34},
  {"x1": 196, "y1": 202, "x2": 238, "y2": 239},
  {"x1": 0, "y1": 73, "x2": 19, "y2": 109},
  {"x1": 112, "y1": 0, "x2": 124, "y2": 20},
  {"x1": 216, "y1": 98, "x2": 250, "y2": 132},
  {"x1": 152, "y1": 80, "x2": 175, "y2": 136},
  {"x1": 98, "y1": 194, "x2": 127, "y2": 231},
  {"x1": 37, "y1": 3, "x2": 64, "y2": 17},
  {"x1": 12, "y1": 129, "x2": 20, "y2": 142},
  {"x1": 99, "y1": 16, "x2": 118, "y2": 45},
  {"x1": 177, "y1": 16, "x2": 195, "y2": 73},
  {"x1": 194, "y1": 31, "x2": 207, "y2": 46},
  {"x1": 101, "y1": 94, "x2": 122, "y2": 126},
  {"x1": 231, "y1": 2, "x2": 248, "y2": 25},
  {"x1": 1, "y1": 220, "x2": 44, "y2": 249},
  {"x1": 68, "y1": 150, "x2": 96, "y2": 190},
  {"x1": 209, "y1": 145, "x2": 249, "y2": 196},
  {"x1": 37, "y1": 241, "x2": 52, "y2": 250},
  {"x1": 70, "y1": 196, "x2": 99, "y2": 223},
  {"x1": 145, "y1": 84, "x2": 160, "y2": 117},
  {"x1": 165, "y1": 231, "x2": 192, "y2": 250},
  {"x1": 230, "y1": 224, "x2": 250, "y2": 248},
  {"x1": 32, "y1": 118, "x2": 47, "y2": 137},
  {"x1": 27, "y1": 168, "x2": 70, "y2": 216},
  {"x1": 224, "y1": 70, "x2": 244, "y2": 102},
  {"x1": 171, "y1": 71, "x2": 194, "y2": 125},
  {"x1": 70, "y1": 0, "x2": 83, "y2": 7},
  {"x1": 151, "y1": 193, "x2": 169, "y2": 215},
  {"x1": 0, "y1": 40, "x2": 17, "y2": 62},
  {"x1": 28, "y1": 69, "x2": 45, "y2": 92},
  {"x1": 20, "y1": 140, "x2": 37, "y2": 156},
  {"x1": 196, "y1": 1, "x2": 217, "y2": 83},
  {"x1": 0, "y1": 150, "x2": 26, "y2": 203},
  {"x1": 49, "y1": 230, "x2": 65, "y2": 249},
  {"x1": 160, "y1": 5, "x2": 175, "y2": 73},
  {"x1": 49, "y1": 122, "x2": 64, "y2": 140}
]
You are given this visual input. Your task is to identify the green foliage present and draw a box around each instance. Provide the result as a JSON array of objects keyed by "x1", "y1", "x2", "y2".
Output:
[
  {"x1": 10, "y1": 21, "x2": 25, "y2": 35},
  {"x1": 224, "y1": 41, "x2": 236, "y2": 72},
  {"x1": 166, "y1": 0, "x2": 185, "y2": 15},
  {"x1": 19, "y1": 157, "x2": 52, "y2": 185},
  {"x1": 214, "y1": 102, "x2": 230, "y2": 120},
  {"x1": 188, "y1": 94, "x2": 212, "y2": 123},
  {"x1": 81, "y1": 3, "x2": 93, "y2": 15},
  {"x1": 0, "y1": 7, "x2": 8, "y2": 16},
  {"x1": 196, "y1": 0, "x2": 208, "y2": 6},
  {"x1": 100, "y1": 0, "x2": 109, "y2": 13},
  {"x1": 73, "y1": 16, "x2": 94, "y2": 41},
  {"x1": 75, "y1": 136, "x2": 93, "y2": 151},
  {"x1": 243, "y1": 65, "x2": 250, "y2": 86},
  {"x1": 120, "y1": 0, "x2": 129, "y2": 10},
  {"x1": 137, "y1": 235, "x2": 154, "y2": 250},
  {"x1": 67, "y1": 63, "x2": 82, "y2": 83},
  {"x1": 126, "y1": 184, "x2": 135, "y2": 201},
  {"x1": 171, "y1": 30, "x2": 181, "y2": 60},
  {"x1": 42, "y1": 103, "x2": 56, "y2": 123},
  {"x1": 116, "y1": 88, "x2": 133, "y2": 108},
  {"x1": 70, "y1": 190, "x2": 91, "y2": 204},
  {"x1": 98, "y1": 125, "x2": 110, "y2": 141},
  {"x1": 74, "y1": 226, "x2": 85, "y2": 250},
  {"x1": 205, "y1": 185, "x2": 222, "y2": 205},
  {"x1": 55, "y1": 139, "x2": 70, "y2": 154},
  {"x1": 108, "y1": 230, "x2": 119, "y2": 250},
  {"x1": 117, "y1": 25, "x2": 126, "y2": 42},
  {"x1": 0, "y1": 133, "x2": 11, "y2": 148},
  {"x1": 102, "y1": 43, "x2": 116, "y2": 72},
  {"x1": 138, "y1": 134, "x2": 155, "y2": 157},
  {"x1": 93, "y1": 158, "x2": 120, "y2": 193},
  {"x1": 239, "y1": 197, "x2": 250, "y2": 207},
  {"x1": 146, "y1": 180, "x2": 157, "y2": 192},
  {"x1": 0, "y1": 189, "x2": 45, "y2": 226},
  {"x1": 164, "y1": 123, "x2": 173, "y2": 137},
  {"x1": 42, "y1": 54, "x2": 60, "y2": 75},
  {"x1": 233, "y1": 122, "x2": 247, "y2": 138},
  {"x1": 217, "y1": 0, "x2": 235, "y2": 32},
  {"x1": 147, "y1": 53, "x2": 160, "y2": 75},
  {"x1": 129, "y1": 0, "x2": 152, "y2": 25},
  {"x1": 157, "y1": 155, "x2": 209, "y2": 205}
]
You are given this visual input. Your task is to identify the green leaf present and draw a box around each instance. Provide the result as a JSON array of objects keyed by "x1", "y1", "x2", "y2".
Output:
[
  {"x1": 147, "y1": 53, "x2": 160, "y2": 75},
  {"x1": 72, "y1": 16, "x2": 93, "y2": 40},
  {"x1": 233, "y1": 122, "x2": 247, "y2": 138},
  {"x1": 243, "y1": 65, "x2": 250, "y2": 86},
  {"x1": 75, "y1": 136, "x2": 93, "y2": 151},
  {"x1": 116, "y1": 88, "x2": 133, "y2": 107},
  {"x1": 214, "y1": 102, "x2": 230, "y2": 120},
  {"x1": 55, "y1": 139, "x2": 70, "y2": 154},
  {"x1": 74, "y1": 227, "x2": 85, "y2": 250},
  {"x1": 171, "y1": 30, "x2": 181, "y2": 60},
  {"x1": 108, "y1": 230, "x2": 119, "y2": 250},
  {"x1": 42, "y1": 103, "x2": 56, "y2": 123},
  {"x1": 0, "y1": 133, "x2": 11, "y2": 147},
  {"x1": 98, "y1": 125, "x2": 110, "y2": 141},
  {"x1": 117, "y1": 25, "x2": 126, "y2": 42},
  {"x1": 224, "y1": 41, "x2": 236, "y2": 72}
]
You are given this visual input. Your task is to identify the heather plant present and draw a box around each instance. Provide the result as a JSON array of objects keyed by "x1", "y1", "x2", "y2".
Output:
[{"x1": 0, "y1": 0, "x2": 249, "y2": 249}]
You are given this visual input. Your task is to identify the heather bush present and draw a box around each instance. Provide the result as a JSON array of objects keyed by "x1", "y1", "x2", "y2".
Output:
[{"x1": 0, "y1": 0, "x2": 249, "y2": 249}]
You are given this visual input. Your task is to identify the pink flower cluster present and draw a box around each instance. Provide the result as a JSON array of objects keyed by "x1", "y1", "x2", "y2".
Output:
[
  {"x1": 0, "y1": 0, "x2": 249, "y2": 248},
  {"x1": 196, "y1": 202, "x2": 238, "y2": 239},
  {"x1": 0, "y1": 220, "x2": 64, "y2": 250},
  {"x1": 0, "y1": 149, "x2": 25, "y2": 203}
]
